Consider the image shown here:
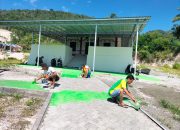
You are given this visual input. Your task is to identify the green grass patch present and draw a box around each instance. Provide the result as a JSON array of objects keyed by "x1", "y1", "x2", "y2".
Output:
[
  {"x1": 0, "y1": 80, "x2": 44, "y2": 91},
  {"x1": 50, "y1": 90, "x2": 110, "y2": 106},
  {"x1": 160, "y1": 99, "x2": 180, "y2": 121}
]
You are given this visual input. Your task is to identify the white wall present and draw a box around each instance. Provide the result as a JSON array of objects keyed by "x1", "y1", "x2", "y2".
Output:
[
  {"x1": 87, "y1": 47, "x2": 133, "y2": 73},
  {"x1": 28, "y1": 44, "x2": 72, "y2": 66},
  {"x1": 64, "y1": 46, "x2": 72, "y2": 65}
]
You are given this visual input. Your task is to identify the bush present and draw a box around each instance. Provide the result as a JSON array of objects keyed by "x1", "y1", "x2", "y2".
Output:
[
  {"x1": 173, "y1": 62, "x2": 180, "y2": 70},
  {"x1": 163, "y1": 64, "x2": 171, "y2": 69},
  {"x1": 138, "y1": 50, "x2": 153, "y2": 63}
]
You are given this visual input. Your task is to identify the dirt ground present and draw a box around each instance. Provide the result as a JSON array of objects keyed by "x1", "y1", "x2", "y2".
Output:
[
  {"x1": 0, "y1": 66, "x2": 180, "y2": 130},
  {"x1": 0, "y1": 93, "x2": 43, "y2": 130}
]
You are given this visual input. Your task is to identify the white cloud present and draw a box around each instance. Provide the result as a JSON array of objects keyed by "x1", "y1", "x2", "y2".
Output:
[{"x1": 62, "y1": 6, "x2": 69, "y2": 12}]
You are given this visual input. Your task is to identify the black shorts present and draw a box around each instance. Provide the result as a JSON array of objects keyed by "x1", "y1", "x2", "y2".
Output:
[{"x1": 48, "y1": 75, "x2": 60, "y2": 82}]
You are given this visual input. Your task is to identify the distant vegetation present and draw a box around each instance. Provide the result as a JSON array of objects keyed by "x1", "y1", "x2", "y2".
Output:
[
  {"x1": 138, "y1": 30, "x2": 180, "y2": 63},
  {"x1": 0, "y1": 9, "x2": 90, "y2": 20}
]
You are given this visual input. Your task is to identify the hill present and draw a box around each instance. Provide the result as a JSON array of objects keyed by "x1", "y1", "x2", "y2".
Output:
[{"x1": 0, "y1": 9, "x2": 91, "y2": 20}]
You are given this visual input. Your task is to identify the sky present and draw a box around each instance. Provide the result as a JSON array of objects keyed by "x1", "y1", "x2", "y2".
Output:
[{"x1": 0, "y1": 0, "x2": 180, "y2": 32}]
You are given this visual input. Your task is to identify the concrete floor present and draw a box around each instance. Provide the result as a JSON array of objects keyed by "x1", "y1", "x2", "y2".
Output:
[
  {"x1": 0, "y1": 70, "x2": 162, "y2": 130},
  {"x1": 40, "y1": 78, "x2": 161, "y2": 130}
]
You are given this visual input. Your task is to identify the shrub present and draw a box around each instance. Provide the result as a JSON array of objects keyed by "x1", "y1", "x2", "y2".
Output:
[
  {"x1": 173, "y1": 62, "x2": 180, "y2": 70},
  {"x1": 163, "y1": 64, "x2": 171, "y2": 69}
]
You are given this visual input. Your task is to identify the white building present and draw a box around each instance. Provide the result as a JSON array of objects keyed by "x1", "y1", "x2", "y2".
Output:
[{"x1": 0, "y1": 17, "x2": 150, "y2": 73}]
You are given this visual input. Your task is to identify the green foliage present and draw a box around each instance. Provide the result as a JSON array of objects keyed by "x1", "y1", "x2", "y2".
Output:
[
  {"x1": 138, "y1": 30, "x2": 180, "y2": 62},
  {"x1": 109, "y1": 13, "x2": 118, "y2": 18},
  {"x1": 0, "y1": 58, "x2": 23, "y2": 68},
  {"x1": 163, "y1": 64, "x2": 171, "y2": 69},
  {"x1": 172, "y1": 7, "x2": 180, "y2": 22},
  {"x1": 0, "y1": 93, "x2": 5, "y2": 98},
  {"x1": 160, "y1": 99, "x2": 180, "y2": 121},
  {"x1": 25, "y1": 98, "x2": 41, "y2": 106},
  {"x1": 11, "y1": 93, "x2": 23, "y2": 101},
  {"x1": 0, "y1": 9, "x2": 90, "y2": 20},
  {"x1": 22, "y1": 97, "x2": 42, "y2": 117},
  {"x1": 173, "y1": 62, "x2": 180, "y2": 70},
  {"x1": 172, "y1": 24, "x2": 180, "y2": 39},
  {"x1": 138, "y1": 50, "x2": 153, "y2": 63}
]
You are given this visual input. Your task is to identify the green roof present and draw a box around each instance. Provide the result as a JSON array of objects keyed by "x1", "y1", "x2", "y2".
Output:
[{"x1": 0, "y1": 16, "x2": 150, "y2": 38}]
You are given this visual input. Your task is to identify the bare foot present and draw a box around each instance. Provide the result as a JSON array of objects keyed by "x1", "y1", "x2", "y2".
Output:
[{"x1": 118, "y1": 103, "x2": 128, "y2": 108}]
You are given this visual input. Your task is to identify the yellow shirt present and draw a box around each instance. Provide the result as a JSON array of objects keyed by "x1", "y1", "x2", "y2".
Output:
[{"x1": 109, "y1": 79, "x2": 127, "y2": 95}]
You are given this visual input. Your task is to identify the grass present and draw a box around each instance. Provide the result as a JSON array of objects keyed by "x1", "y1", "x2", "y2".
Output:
[
  {"x1": 11, "y1": 120, "x2": 30, "y2": 130},
  {"x1": 0, "y1": 107, "x2": 4, "y2": 118},
  {"x1": 22, "y1": 97, "x2": 43, "y2": 117},
  {"x1": 0, "y1": 58, "x2": 23, "y2": 68},
  {"x1": 159, "y1": 66, "x2": 180, "y2": 77},
  {"x1": 11, "y1": 93, "x2": 23, "y2": 102},
  {"x1": 160, "y1": 99, "x2": 180, "y2": 121}
]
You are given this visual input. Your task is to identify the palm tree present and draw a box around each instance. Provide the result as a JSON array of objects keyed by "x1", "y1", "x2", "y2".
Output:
[{"x1": 173, "y1": 8, "x2": 180, "y2": 22}]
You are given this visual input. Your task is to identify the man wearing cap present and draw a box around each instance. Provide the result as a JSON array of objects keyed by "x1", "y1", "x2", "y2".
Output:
[{"x1": 35, "y1": 63, "x2": 59, "y2": 89}]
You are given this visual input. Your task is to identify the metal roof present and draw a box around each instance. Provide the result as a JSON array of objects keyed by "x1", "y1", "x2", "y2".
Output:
[{"x1": 0, "y1": 16, "x2": 150, "y2": 39}]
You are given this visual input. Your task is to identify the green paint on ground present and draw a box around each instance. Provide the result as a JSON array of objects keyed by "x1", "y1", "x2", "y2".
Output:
[
  {"x1": 95, "y1": 71, "x2": 160, "y2": 82},
  {"x1": 18, "y1": 64, "x2": 160, "y2": 82},
  {"x1": 61, "y1": 68, "x2": 81, "y2": 78},
  {"x1": 50, "y1": 90, "x2": 110, "y2": 106},
  {"x1": 0, "y1": 80, "x2": 44, "y2": 91}
]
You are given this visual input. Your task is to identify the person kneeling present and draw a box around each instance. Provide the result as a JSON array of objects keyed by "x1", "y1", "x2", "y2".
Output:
[
  {"x1": 108, "y1": 74, "x2": 136, "y2": 107},
  {"x1": 35, "y1": 63, "x2": 60, "y2": 89},
  {"x1": 81, "y1": 65, "x2": 91, "y2": 78}
]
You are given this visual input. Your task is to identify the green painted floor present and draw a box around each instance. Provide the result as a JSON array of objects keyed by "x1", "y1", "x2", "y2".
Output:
[
  {"x1": 18, "y1": 64, "x2": 160, "y2": 82},
  {"x1": 0, "y1": 79, "x2": 141, "y2": 109},
  {"x1": 0, "y1": 80, "x2": 44, "y2": 91},
  {"x1": 50, "y1": 90, "x2": 110, "y2": 106}
]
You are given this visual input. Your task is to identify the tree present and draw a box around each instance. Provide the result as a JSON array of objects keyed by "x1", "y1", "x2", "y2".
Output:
[
  {"x1": 172, "y1": 24, "x2": 180, "y2": 39},
  {"x1": 172, "y1": 8, "x2": 180, "y2": 39},
  {"x1": 138, "y1": 30, "x2": 178, "y2": 62},
  {"x1": 173, "y1": 8, "x2": 180, "y2": 22},
  {"x1": 109, "y1": 13, "x2": 117, "y2": 18}
]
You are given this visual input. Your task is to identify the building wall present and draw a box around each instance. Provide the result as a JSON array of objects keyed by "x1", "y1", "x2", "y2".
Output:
[
  {"x1": 64, "y1": 46, "x2": 73, "y2": 65},
  {"x1": 66, "y1": 37, "x2": 123, "y2": 55},
  {"x1": 87, "y1": 46, "x2": 133, "y2": 73},
  {"x1": 28, "y1": 44, "x2": 72, "y2": 66}
]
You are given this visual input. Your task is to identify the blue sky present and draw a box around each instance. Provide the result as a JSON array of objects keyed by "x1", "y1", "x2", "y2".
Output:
[{"x1": 0, "y1": 0, "x2": 180, "y2": 32}]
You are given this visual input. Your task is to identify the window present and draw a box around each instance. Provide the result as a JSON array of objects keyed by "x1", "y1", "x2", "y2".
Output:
[
  {"x1": 70, "y1": 42, "x2": 76, "y2": 51},
  {"x1": 90, "y1": 42, "x2": 94, "y2": 46}
]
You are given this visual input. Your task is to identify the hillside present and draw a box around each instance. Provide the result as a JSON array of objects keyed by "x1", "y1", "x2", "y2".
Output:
[{"x1": 0, "y1": 9, "x2": 91, "y2": 20}]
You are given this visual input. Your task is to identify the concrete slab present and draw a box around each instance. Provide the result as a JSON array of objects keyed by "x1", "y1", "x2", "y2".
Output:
[
  {"x1": 40, "y1": 78, "x2": 161, "y2": 130},
  {"x1": 40, "y1": 100, "x2": 161, "y2": 130}
]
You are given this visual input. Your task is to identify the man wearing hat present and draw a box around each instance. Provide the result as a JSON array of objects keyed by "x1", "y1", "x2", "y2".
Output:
[{"x1": 34, "y1": 63, "x2": 59, "y2": 89}]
